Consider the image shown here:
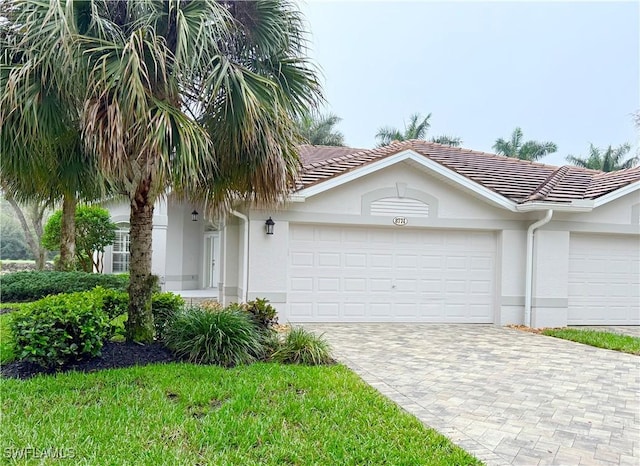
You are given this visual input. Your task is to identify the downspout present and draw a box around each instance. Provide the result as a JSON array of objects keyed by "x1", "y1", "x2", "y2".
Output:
[
  {"x1": 525, "y1": 209, "x2": 553, "y2": 327},
  {"x1": 231, "y1": 210, "x2": 249, "y2": 302}
]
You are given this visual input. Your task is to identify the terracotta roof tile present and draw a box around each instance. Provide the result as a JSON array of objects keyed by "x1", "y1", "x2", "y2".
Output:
[
  {"x1": 295, "y1": 141, "x2": 640, "y2": 205},
  {"x1": 585, "y1": 167, "x2": 640, "y2": 199}
]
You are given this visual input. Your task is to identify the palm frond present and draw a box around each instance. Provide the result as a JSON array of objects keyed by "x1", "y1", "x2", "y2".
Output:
[
  {"x1": 431, "y1": 135, "x2": 462, "y2": 147},
  {"x1": 566, "y1": 143, "x2": 636, "y2": 171}
]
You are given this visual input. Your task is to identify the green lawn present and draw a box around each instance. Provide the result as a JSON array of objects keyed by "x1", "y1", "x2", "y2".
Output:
[
  {"x1": 1, "y1": 363, "x2": 480, "y2": 465},
  {"x1": 542, "y1": 328, "x2": 640, "y2": 355},
  {"x1": 0, "y1": 311, "x2": 17, "y2": 363}
]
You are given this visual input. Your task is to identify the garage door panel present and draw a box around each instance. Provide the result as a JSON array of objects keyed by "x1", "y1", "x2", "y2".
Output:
[
  {"x1": 291, "y1": 252, "x2": 313, "y2": 266},
  {"x1": 395, "y1": 303, "x2": 418, "y2": 318},
  {"x1": 396, "y1": 254, "x2": 419, "y2": 269},
  {"x1": 289, "y1": 302, "x2": 313, "y2": 318},
  {"x1": 343, "y1": 303, "x2": 365, "y2": 317},
  {"x1": 288, "y1": 224, "x2": 496, "y2": 322},
  {"x1": 568, "y1": 234, "x2": 639, "y2": 325},
  {"x1": 290, "y1": 277, "x2": 313, "y2": 292},
  {"x1": 345, "y1": 253, "x2": 366, "y2": 267},
  {"x1": 318, "y1": 253, "x2": 340, "y2": 266}
]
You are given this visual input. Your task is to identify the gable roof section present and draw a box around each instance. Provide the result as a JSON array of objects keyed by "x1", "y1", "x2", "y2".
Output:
[{"x1": 295, "y1": 141, "x2": 640, "y2": 208}]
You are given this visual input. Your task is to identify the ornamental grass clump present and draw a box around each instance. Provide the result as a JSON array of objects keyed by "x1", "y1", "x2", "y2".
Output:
[
  {"x1": 272, "y1": 327, "x2": 333, "y2": 366},
  {"x1": 163, "y1": 307, "x2": 264, "y2": 367}
]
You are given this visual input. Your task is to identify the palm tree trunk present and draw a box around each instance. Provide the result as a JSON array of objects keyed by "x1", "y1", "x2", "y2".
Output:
[
  {"x1": 125, "y1": 178, "x2": 156, "y2": 343},
  {"x1": 57, "y1": 193, "x2": 77, "y2": 270}
]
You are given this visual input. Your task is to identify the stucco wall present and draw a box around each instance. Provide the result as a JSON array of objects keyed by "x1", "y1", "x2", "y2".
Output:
[
  {"x1": 554, "y1": 194, "x2": 640, "y2": 231},
  {"x1": 164, "y1": 197, "x2": 204, "y2": 291},
  {"x1": 246, "y1": 217, "x2": 289, "y2": 311},
  {"x1": 531, "y1": 230, "x2": 570, "y2": 328}
]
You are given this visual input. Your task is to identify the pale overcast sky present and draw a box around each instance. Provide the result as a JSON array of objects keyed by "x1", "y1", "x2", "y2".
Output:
[{"x1": 298, "y1": 1, "x2": 639, "y2": 167}]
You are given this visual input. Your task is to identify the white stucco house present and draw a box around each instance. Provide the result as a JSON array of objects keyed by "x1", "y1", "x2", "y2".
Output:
[{"x1": 104, "y1": 140, "x2": 640, "y2": 328}]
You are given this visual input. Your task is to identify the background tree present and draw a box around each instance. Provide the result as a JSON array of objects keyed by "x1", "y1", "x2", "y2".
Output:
[
  {"x1": 430, "y1": 135, "x2": 463, "y2": 147},
  {"x1": 42, "y1": 205, "x2": 117, "y2": 272},
  {"x1": 0, "y1": 4, "x2": 103, "y2": 271},
  {"x1": 376, "y1": 113, "x2": 462, "y2": 147},
  {"x1": 566, "y1": 143, "x2": 637, "y2": 172},
  {"x1": 296, "y1": 112, "x2": 345, "y2": 146},
  {"x1": 9, "y1": 0, "x2": 321, "y2": 342},
  {"x1": 493, "y1": 127, "x2": 557, "y2": 161},
  {"x1": 0, "y1": 194, "x2": 49, "y2": 268}
]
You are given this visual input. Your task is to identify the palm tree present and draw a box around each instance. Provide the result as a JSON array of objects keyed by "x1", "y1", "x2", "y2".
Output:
[
  {"x1": 376, "y1": 113, "x2": 462, "y2": 147},
  {"x1": 6, "y1": 0, "x2": 321, "y2": 342},
  {"x1": 0, "y1": 36, "x2": 103, "y2": 271},
  {"x1": 493, "y1": 127, "x2": 557, "y2": 161},
  {"x1": 296, "y1": 112, "x2": 345, "y2": 146},
  {"x1": 376, "y1": 113, "x2": 431, "y2": 146},
  {"x1": 566, "y1": 143, "x2": 637, "y2": 172}
]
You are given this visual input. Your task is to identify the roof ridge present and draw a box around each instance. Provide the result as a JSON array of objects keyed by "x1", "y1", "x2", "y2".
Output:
[
  {"x1": 408, "y1": 139, "x2": 564, "y2": 170},
  {"x1": 524, "y1": 166, "x2": 574, "y2": 202}
]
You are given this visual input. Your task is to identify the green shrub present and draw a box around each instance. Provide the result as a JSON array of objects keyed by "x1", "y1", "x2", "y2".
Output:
[
  {"x1": 92, "y1": 287, "x2": 129, "y2": 319},
  {"x1": 272, "y1": 327, "x2": 333, "y2": 365},
  {"x1": 164, "y1": 307, "x2": 264, "y2": 366},
  {"x1": 244, "y1": 298, "x2": 278, "y2": 330},
  {"x1": 67, "y1": 288, "x2": 183, "y2": 336},
  {"x1": 0, "y1": 271, "x2": 129, "y2": 302},
  {"x1": 11, "y1": 291, "x2": 112, "y2": 367},
  {"x1": 152, "y1": 292, "x2": 185, "y2": 340},
  {"x1": 226, "y1": 298, "x2": 278, "y2": 332}
]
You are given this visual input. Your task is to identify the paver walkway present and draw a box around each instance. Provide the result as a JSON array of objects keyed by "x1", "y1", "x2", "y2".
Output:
[{"x1": 302, "y1": 324, "x2": 639, "y2": 466}]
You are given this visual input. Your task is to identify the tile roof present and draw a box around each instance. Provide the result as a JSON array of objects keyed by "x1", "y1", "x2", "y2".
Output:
[{"x1": 296, "y1": 141, "x2": 640, "y2": 204}]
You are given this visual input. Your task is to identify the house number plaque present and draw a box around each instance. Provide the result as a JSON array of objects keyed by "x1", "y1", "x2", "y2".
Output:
[{"x1": 393, "y1": 216, "x2": 408, "y2": 226}]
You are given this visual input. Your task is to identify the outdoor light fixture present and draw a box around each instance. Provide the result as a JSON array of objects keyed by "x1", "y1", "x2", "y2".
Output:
[
  {"x1": 191, "y1": 210, "x2": 199, "y2": 222},
  {"x1": 265, "y1": 217, "x2": 275, "y2": 235}
]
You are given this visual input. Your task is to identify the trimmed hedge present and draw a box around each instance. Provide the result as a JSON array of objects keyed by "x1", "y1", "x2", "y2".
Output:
[
  {"x1": 11, "y1": 290, "x2": 113, "y2": 367},
  {"x1": 0, "y1": 271, "x2": 130, "y2": 302},
  {"x1": 9, "y1": 287, "x2": 185, "y2": 367}
]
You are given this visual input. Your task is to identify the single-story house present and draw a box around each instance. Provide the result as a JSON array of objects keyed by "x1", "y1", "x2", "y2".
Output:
[{"x1": 104, "y1": 140, "x2": 640, "y2": 327}]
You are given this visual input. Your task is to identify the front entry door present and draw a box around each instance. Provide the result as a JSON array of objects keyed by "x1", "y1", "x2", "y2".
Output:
[{"x1": 203, "y1": 233, "x2": 220, "y2": 289}]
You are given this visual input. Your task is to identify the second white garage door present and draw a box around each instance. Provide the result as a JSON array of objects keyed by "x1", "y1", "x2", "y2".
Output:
[
  {"x1": 287, "y1": 224, "x2": 496, "y2": 322},
  {"x1": 568, "y1": 234, "x2": 640, "y2": 325}
]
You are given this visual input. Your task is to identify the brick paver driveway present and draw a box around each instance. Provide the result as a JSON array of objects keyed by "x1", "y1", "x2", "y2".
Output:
[{"x1": 303, "y1": 324, "x2": 639, "y2": 466}]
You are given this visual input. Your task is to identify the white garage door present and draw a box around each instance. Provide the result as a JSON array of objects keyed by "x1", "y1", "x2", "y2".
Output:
[
  {"x1": 287, "y1": 224, "x2": 496, "y2": 322},
  {"x1": 568, "y1": 234, "x2": 640, "y2": 325}
]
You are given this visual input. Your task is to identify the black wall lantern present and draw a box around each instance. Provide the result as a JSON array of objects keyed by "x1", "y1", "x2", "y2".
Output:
[
  {"x1": 265, "y1": 217, "x2": 275, "y2": 235},
  {"x1": 191, "y1": 210, "x2": 199, "y2": 222}
]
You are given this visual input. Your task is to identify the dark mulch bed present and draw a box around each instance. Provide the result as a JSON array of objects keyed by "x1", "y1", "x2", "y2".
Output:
[{"x1": 1, "y1": 341, "x2": 178, "y2": 380}]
